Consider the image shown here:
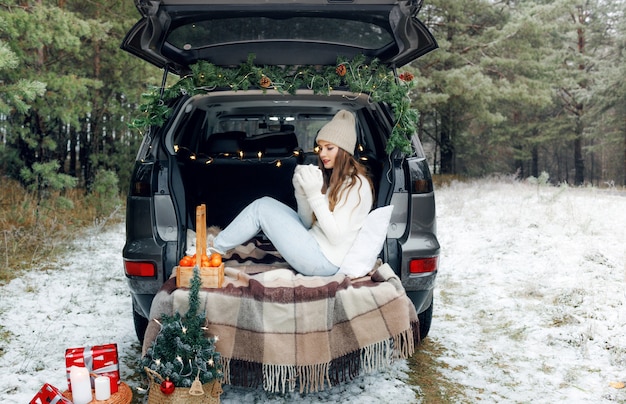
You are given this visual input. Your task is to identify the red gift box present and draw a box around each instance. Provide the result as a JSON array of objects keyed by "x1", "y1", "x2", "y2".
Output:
[
  {"x1": 65, "y1": 343, "x2": 120, "y2": 394},
  {"x1": 29, "y1": 383, "x2": 73, "y2": 404}
]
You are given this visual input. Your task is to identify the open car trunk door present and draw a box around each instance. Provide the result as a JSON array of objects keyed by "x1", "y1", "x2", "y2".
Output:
[{"x1": 121, "y1": 0, "x2": 438, "y2": 75}]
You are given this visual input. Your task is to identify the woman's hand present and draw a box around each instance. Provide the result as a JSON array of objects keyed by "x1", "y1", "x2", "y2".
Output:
[
  {"x1": 292, "y1": 165, "x2": 306, "y2": 196},
  {"x1": 295, "y1": 165, "x2": 323, "y2": 197}
]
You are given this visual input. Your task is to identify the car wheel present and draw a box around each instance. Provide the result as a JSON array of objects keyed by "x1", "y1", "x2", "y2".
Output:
[
  {"x1": 418, "y1": 296, "x2": 433, "y2": 340},
  {"x1": 132, "y1": 301, "x2": 149, "y2": 344}
]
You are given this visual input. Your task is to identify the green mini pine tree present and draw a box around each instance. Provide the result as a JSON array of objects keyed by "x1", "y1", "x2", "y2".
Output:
[{"x1": 142, "y1": 267, "x2": 222, "y2": 387}]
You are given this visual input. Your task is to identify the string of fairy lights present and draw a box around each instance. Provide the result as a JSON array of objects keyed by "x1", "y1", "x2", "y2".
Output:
[
  {"x1": 173, "y1": 144, "x2": 301, "y2": 167},
  {"x1": 148, "y1": 318, "x2": 219, "y2": 377},
  {"x1": 173, "y1": 144, "x2": 369, "y2": 168}
]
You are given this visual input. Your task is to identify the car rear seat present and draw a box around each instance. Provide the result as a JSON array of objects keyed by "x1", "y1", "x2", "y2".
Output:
[
  {"x1": 201, "y1": 131, "x2": 246, "y2": 157},
  {"x1": 185, "y1": 131, "x2": 301, "y2": 229}
]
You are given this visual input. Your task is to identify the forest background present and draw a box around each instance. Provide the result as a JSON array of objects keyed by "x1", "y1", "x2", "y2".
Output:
[{"x1": 0, "y1": 0, "x2": 625, "y2": 279}]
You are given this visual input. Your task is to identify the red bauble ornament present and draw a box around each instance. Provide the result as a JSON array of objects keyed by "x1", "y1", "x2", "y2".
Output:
[{"x1": 160, "y1": 378, "x2": 175, "y2": 395}]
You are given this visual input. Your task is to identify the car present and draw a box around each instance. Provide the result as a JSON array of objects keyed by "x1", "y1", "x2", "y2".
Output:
[{"x1": 121, "y1": 0, "x2": 439, "y2": 345}]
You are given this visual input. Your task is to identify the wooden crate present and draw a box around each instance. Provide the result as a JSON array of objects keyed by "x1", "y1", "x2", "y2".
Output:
[
  {"x1": 176, "y1": 263, "x2": 225, "y2": 288},
  {"x1": 176, "y1": 204, "x2": 224, "y2": 288}
]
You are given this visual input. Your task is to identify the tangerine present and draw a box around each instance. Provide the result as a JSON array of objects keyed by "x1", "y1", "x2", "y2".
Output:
[{"x1": 210, "y1": 253, "x2": 222, "y2": 267}]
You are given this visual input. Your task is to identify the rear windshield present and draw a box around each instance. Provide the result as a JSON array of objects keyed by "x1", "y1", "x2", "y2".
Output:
[{"x1": 167, "y1": 17, "x2": 393, "y2": 50}]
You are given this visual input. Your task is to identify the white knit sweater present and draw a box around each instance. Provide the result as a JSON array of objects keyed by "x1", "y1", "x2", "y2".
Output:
[{"x1": 295, "y1": 174, "x2": 372, "y2": 266}]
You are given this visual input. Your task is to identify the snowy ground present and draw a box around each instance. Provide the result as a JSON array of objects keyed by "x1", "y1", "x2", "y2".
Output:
[
  {"x1": 433, "y1": 179, "x2": 626, "y2": 403},
  {"x1": 1, "y1": 179, "x2": 625, "y2": 403}
]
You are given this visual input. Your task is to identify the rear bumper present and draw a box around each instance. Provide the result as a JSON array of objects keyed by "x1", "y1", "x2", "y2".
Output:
[
  {"x1": 123, "y1": 236, "x2": 166, "y2": 320},
  {"x1": 392, "y1": 233, "x2": 439, "y2": 315},
  {"x1": 406, "y1": 288, "x2": 434, "y2": 314},
  {"x1": 403, "y1": 270, "x2": 438, "y2": 291},
  {"x1": 132, "y1": 293, "x2": 155, "y2": 319}
]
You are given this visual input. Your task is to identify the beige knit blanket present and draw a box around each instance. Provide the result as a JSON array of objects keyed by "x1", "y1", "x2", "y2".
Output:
[{"x1": 144, "y1": 263, "x2": 418, "y2": 394}]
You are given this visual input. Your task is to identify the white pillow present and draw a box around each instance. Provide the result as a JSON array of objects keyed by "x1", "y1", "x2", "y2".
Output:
[{"x1": 338, "y1": 205, "x2": 393, "y2": 278}]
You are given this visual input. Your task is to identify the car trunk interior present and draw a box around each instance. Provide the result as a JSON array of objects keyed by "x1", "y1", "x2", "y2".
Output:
[
  {"x1": 169, "y1": 92, "x2": 387, "y2": 241},
  {"x1": 178, "y1": 134, "x2": 302, "y2": 231}
]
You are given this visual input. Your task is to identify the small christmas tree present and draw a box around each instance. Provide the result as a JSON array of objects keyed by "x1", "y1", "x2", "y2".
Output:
[{"x1": 142, "y1": 267, "x2": 222, "y2": 387}]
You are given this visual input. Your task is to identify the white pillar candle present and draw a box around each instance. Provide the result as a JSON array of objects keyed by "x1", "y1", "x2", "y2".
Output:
[
  {"x1": 69, "y1": 366, "x2": 92, "y2": 404},
  {"x1": 94, "y1": 375, "x2": 111, "y2": 400}
]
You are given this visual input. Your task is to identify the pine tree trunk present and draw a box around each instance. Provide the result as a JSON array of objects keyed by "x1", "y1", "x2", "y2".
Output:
[
  {"x1": 573, "y1": 8, "x2": 586, "y2": 186},
  {"x1": 531, "y1": 145, "x2": 539, "y2": 178},
  {"x1": 623, "y1": 126, "x2": 626, "y2": 187},
  {"x1": 440, "y1": 107, "x2": 455, "y2": 174},
  {"x1": 69, "y1": 126, "x2": 77, "y2": 178},
  {"x1": 574, "y1": 117, "x2": 584, "y2": 186},
  {"x1": 79, "y1": 120, "x2": 92, "y2": 188}
]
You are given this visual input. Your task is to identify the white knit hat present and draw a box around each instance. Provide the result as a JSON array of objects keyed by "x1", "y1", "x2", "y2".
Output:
[{"x1": 316, "y1": 110, "x2": 357, "y2": 155}]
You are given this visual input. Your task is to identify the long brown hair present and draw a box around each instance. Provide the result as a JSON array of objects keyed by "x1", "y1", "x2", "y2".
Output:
[{"x1": 319, "y1": 148, "x2": 374, "y2": 212}]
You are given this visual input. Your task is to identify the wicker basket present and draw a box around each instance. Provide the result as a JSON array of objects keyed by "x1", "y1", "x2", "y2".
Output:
[
  {"x1": 62, "y1": 382, "x2": 132, "y2": 404},
  {"x1": 145, "y1": 367, "x2": 222, "y2": 404}
]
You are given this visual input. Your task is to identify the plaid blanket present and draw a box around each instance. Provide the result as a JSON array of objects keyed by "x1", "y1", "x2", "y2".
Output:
[{"x1": 143, "y1": 262, "x2": 419, "y2": 394}]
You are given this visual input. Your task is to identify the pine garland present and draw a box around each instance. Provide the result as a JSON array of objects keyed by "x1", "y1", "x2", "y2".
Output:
[
  {"x1": 141, "y1": 267, "x2": 222, "y2": 387},
  {"x1": 131, "y1": 54, "x2": 418, "y2": 155}
]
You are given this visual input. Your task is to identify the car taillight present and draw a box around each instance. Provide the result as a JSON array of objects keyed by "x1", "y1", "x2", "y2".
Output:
[
  {"x1": 407, "y1": 159, "x2": 434, "y2": 194},
  {"x1": 412, "y1": 179, "x2": 433, "y2": 194},
  {"x1": 409, "y1": 257, "x2": 438, "y2": 274},
  {"x1": 130, "y1": 164, "x2": 153, "y2": 196},
  {"x1": 124, "y1": 260, "x2": 156, "y2": 277},
  {"x1": 131, "y1": 181, "x2": 151, "y2": 196}
]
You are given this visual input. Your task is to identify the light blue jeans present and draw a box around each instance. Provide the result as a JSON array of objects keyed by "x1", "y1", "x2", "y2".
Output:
[{"x1": 212, "y1": 197, "x2": 338, "y2": 276}]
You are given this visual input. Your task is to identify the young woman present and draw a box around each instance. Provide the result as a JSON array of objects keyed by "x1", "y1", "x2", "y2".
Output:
[{"x1": 210, "y1": 109, "x2": 373, "y2": 276}]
